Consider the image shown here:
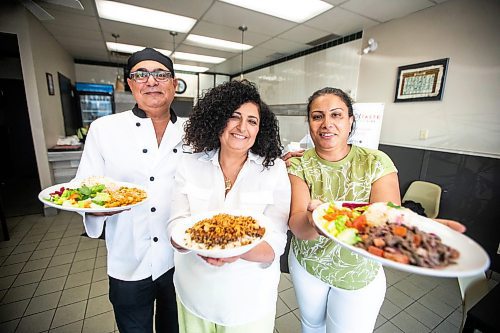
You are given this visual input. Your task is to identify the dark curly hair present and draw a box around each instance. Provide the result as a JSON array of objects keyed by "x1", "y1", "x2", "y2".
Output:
[
  {"x1": 184, "y1": 80, "x2": 282, "y2": 168},
  {"x1": 307, "y1": 87, "x2": 357, "y2": 137}
]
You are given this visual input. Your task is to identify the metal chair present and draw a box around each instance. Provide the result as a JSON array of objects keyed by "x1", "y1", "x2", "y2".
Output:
[{"x1": 402, "y1": 180, "x2": 442, "y2": 218}]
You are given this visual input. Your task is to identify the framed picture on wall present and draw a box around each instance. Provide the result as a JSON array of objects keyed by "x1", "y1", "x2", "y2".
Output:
[
  {"x1": 394, "y1": 58, "x2": 449, "y2": 102},
  {"x1": 46, "y1": 73, "x2": 55, "y2": 95}
]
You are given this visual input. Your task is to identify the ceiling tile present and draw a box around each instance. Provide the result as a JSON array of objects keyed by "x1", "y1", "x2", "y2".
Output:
[
  {"x1": 341, "y1": 0, "x2": 434, "y2": 22},
  {"x1": 278, "y1": 25, "x2": 331, "y2": 44},
  {"x1": 201, "y1": 2, "x2": 296, "y2": 37},
  {"x1": 305, "y1": 6, "x2": 379, "y2": 35}
]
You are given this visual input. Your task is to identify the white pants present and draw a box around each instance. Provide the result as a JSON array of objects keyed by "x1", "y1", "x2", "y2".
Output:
[{"x1": 288, "y1": 251, "x2": 386, "y2": 333}]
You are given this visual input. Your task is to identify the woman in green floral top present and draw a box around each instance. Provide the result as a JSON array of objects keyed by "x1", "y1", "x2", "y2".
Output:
[{"x1": 287, "y1": 87, "x2": 401, "y2": 333}]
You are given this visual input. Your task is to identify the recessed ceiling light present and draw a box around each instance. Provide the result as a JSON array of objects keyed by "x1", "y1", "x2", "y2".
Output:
[
  {"x1": 96, "y1": 0, "x2": 196, "y2": 33},
  {"x1": 106, "y1": 42, "x2": 221, "y2": 69},
  {"x1": 220, "y1": 0, "x2": 332, "y2": 23},
  {"x1": 185, "y1": 34, "x2": 252, "y2": 52}
]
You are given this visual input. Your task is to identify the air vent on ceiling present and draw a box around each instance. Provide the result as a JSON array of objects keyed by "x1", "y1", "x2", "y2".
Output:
[
  {"x1": 267, "y1": 52, "x2": 287, "y2": 60},
  {"x1": 307, "y1": 33, "x2": 341, "y2": 46}
]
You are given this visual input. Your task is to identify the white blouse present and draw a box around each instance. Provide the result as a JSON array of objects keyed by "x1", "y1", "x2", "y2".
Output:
[
  {"x1": 167, "y1": 149, "x2": 291, "y2": 326},
  {"x1": 76, "y1": 110, "x2": 184, "y2": 281}
]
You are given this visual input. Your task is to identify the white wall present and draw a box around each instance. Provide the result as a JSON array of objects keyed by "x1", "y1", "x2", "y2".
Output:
[
  {"x1": 357, "y1": 0, "x2": 500, "y2": 158},
  {"x1": 0, "y1": 3, "x2": 76, "y2": 188},
  {"x1": 244, "y1": 39, "x2": 362, "y2": 105}
]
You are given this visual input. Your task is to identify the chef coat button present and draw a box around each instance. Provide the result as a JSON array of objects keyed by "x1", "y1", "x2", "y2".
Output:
[
  {"x1": 150, "y1": 176, "x2": 155, "y2": 181},
  {"x1": 173, "y1": 148, "x2": 178, "y2": 153},
  {"x1": 153, "y1": 237, "x2": 158, "y2": 242},
  {"x1": 151, "y1": 207, "x2": 156, "y2": 212},
  {"x1": 136, "y1": 122, "x2": 140, "y2": 127},
  {"x1": 142, "y1": 148, "x2": 148, "y2": 153}
]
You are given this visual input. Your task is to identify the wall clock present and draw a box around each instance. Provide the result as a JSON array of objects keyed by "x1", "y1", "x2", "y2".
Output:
[{"x1": 176, "y1": 78, "x2": 187, "y2": 94}]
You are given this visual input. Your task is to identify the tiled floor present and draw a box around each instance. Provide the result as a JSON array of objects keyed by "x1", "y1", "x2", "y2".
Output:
[{"x1": 0, "y1": 212, "x2": 497, "y2": 333}]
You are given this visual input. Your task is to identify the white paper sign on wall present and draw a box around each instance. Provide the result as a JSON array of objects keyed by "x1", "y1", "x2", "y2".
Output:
[{"x1": 348, "y1": 103, "x2": 385, "y2": 150}]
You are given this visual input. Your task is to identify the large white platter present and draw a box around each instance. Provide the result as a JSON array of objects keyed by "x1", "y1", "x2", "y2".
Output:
[
  {"x1": 38, "y1": 181, "x2": 148, "y2": 213},
  {"x1": 312, "y1": 202, "x2": 490, "y2": 278},
  {"x1": 171, "y1": 210, "x2": 270, "y2": 259}
]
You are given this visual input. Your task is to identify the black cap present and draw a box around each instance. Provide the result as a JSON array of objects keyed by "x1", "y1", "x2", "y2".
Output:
[{"x1": 127, "y1": 48, "x2": 175, "y2": 76}]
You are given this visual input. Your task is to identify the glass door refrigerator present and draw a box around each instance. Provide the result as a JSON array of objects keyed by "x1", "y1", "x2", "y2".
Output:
[{"x1": 75, "y1": 83, "x2": 115, "y2": 127}]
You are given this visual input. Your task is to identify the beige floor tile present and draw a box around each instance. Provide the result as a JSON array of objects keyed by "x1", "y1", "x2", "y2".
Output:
[
  {"x1": 92, "y1": 267, "x2": 108, "y2": 282},
  {"x1": 2, "y1": 252, "x2": 31, "y2": 266},
  {"x1": 97, "y1": 247, "x2": 107, "y2": 258},
  {"x1": 278, "y1": 288, "x2": 298, "y2": 311},
  {"x1": 25, "y1": 291, "x2": 62, "y2": 316},
  {"x1": 1, "y1": 283, "x2": 38, "y2": 304},
  {"x1": 49, "y1": 319, "x2": 83, "y2": 333},
  {"x1": 89, "y1": 279, "x2": 109, "y2": 298},
  {"x1": 394, "y1": 278, "x2": 430, "y2": 300},
  {"x1": 64, "y1": 229, "x2": 84, "y2": 237},
  {"x1": 42, "y1": 232, "x2": 64, "y2": 242},
  {"x1": 405, "y1": 302, "x2": 443, "y2": 329},
  {"x1": 35, "y1": 239, "x2": 59, "y2": 251},
  {"x1": 16, "y1": 309, "x2": 55, "y2": 333},
  {"x1": 70, "y1": 258, "x2": 96, "y2": 274},
  {"x1": 418, "y1": 294, "x2": 455, "y2": 318},
  {"x1": 30, "y1": 247, "x2": 57, "y2": 260},
  {"x1": 0, "y1": 275, "x2": 16, "y2": 291},
  {"x1": 49, "y1": 253, "x2": 75, "y2": 267},
  {"x1": 59, "y1": 236, "x2": 81, "y2": 246},
  {"x1": 0, "y1": 299, "x2": 30, "y2": 322},
  {"x1": 82, "y1": 310, "x2": 115, "y2": 333},
  {"x1": 275, "y1": 311, "x2": 301, "y2": 333},
  {"x1": 77, "y1": 240, "x2": 99, "y2": 251},
  {"x1": 73, "y1": 248, "x2": 97, "y2": 262},
  {"x1": 11, "y1": 243, "x2": 38, "y2": 255},
  {"x1": 35, "y1": 277, "x2": 66, "y2": 296},
  {"x1": 0, "y1": 263, "x2": 24, "y2": 278},
  {"x1": 12, "y1": 269, "x2": 45, "y2": 287},
  {"x1": 278, "y1": 273, "x2": 293, "y2": 292},
  {"x1": 21, "y1": 257, "x2": 51, "y2": 273},
  {"x1": 380, "y1": 299, "x2": 403, "y2": 320},
  {"x1": 375, "y1": 314, "x2": 388, "y2": 329},
  {"x1": 0, "y1": 319, "x2": 19, "y2": 333},
  {"x1": 65, "y1": 271, "x2": 92, "y2": 289},
  {"x1": 54, "y1": 244, "x2": 78, "y2": 256},
  {"x1": 59, "y1": 285, "x2": 91, "y2": 307},
  {"x1": 391, "y1": 310, "x2": 431, "y2": 333},
  {"x1": 374, "y1": 321, "x2": 404, "y2": 333},
  {"x1": 51, "y1": 300, "x2": 87, "y2": 329},
  {"x1": 85, "y1": 294, "x2": 113, "y2": 318},
  {"x1": 42, "y1": 264, "x2": 71, "y2": 281},
  {"x1": 386, "y1": 286, "x2": 415, "y2": 309},
  {"x1": 275, "y1": 296, "x2": 290, "y2": 318},
  {"x1": 95, "y1": 256, "x2": 107, "y2": 269}
]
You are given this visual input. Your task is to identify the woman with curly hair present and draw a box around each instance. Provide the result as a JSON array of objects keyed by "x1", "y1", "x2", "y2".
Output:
[{"x1": 167, "y1": 80, "x2": 290, "y2": 332}]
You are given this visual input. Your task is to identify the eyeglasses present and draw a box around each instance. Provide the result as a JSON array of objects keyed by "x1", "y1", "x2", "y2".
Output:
[{"x1": 129, "y1": 70, "x2": 173, "y2": 83}]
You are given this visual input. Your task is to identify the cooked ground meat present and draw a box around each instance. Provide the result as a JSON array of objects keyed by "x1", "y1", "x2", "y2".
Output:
[
  {"x1": 185, "y1": 213, "x2": 265, "y2": 250},
  {"x1": 356, "y1": 224, "x2": 460, "y2": 268}
]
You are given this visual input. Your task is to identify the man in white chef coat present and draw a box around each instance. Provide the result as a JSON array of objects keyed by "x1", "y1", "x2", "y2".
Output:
[{"x1": 75, "y1": 48, "x2": 183, "y2": 333}]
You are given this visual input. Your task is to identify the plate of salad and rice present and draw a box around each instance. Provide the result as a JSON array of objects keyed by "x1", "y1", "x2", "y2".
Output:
[
  {"x1": 312, "y1": 201, "x2": 490, "y2": 277},
  {"x1": 38, "y1": 176, "x2": 148, "y2": 213}
]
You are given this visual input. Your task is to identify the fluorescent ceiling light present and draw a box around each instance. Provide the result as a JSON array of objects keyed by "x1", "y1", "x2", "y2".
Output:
[
  {"x1": 106, "y1": 42, "x2": 219, "y2": 70},
  {"x1": 185, "y1": 34, "x2": 252, "y2": 52},
  {"x1": 220, "y1": 0, "x2": 332, "y2": 23},
  {"x1": 174, "y1": 52, "x2": 225, "y2": 64},
  {"x1": 96, "y1": 0, "x2": 196, "y2": 33},
  {"x1": 174, "y1": 64, "x2": 209, "y2": 73},
  {"x1": 106, "y1": 42, "x2": 144, "y2": 54}
]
